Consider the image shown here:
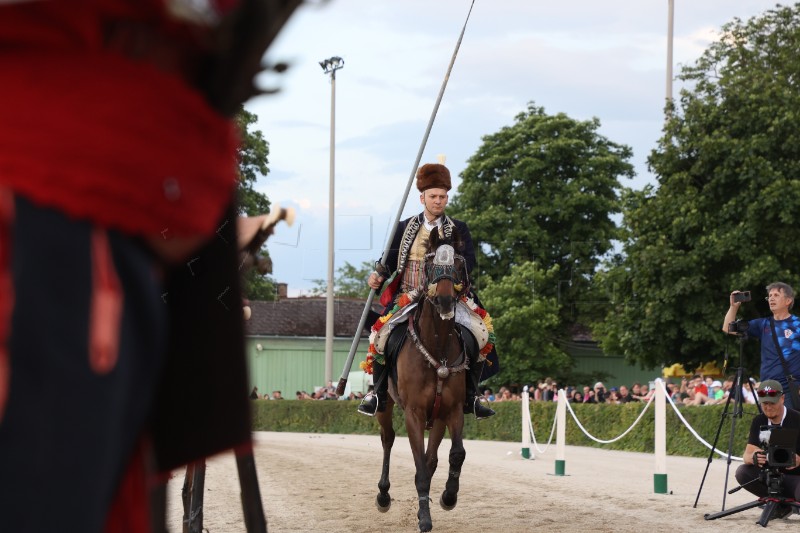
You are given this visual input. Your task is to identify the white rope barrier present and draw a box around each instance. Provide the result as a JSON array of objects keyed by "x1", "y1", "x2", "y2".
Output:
[
  {"x1": 656, "y1": 379, "x2": 743, "y2": 462},
  {"x1": 521, "y1": 378, "x2": 742, "y2": 486},
  {"x1": 527, "y1": 398, "x2": 558, "y2": 455},
  {"x1": 563, "y1": 388, "x2": 655, "y2": 444}
]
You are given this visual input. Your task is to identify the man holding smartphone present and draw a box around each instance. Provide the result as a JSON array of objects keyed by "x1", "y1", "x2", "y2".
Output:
[{"x1": 723, "y1": 282, "x2": 800, "y2": 409}]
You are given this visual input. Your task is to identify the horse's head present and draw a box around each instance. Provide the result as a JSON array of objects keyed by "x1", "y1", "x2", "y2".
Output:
[{"x1": 423, "y1": 230, "x2": 468, "y2": 320}]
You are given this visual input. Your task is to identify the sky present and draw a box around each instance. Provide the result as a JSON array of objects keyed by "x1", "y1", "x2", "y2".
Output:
[{"x1": 247, "y1": 0, "x2": 783, "y2": 296}]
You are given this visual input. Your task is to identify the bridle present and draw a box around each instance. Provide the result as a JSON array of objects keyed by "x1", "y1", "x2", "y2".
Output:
[{"x1": 422, "y1": 244, "x2": 469, "y2": 297}]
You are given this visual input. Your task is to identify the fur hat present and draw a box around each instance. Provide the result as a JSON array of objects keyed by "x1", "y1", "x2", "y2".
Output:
[{"x1": 416, "y1": 163, "x2": 451, "y2": 192}]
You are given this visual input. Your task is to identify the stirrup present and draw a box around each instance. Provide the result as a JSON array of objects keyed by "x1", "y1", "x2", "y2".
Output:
[
  {"x1": 357, "y1": 393, "x2": 379, "y2": 417},
  {"x1": 469, "y1": 397, "x2": 495, "y2": 420}
]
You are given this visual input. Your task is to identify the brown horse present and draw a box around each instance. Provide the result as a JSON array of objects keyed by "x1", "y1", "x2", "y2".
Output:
[{"x1": 375, "y1": 230, "x2": 470, "y2": 532}]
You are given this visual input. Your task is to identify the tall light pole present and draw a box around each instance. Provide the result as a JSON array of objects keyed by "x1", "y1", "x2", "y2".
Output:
[
  {"x1": 320, "y1": 56, "x2": 344, "y2": 387},
  {"x1": 666, "y1": 0, "x2": 674, "y2": 113}
]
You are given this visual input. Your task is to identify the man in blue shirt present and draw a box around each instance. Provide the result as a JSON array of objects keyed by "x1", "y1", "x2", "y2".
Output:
[{"x1": 723, "y1": 282, "x2": 800, "y2": 409}]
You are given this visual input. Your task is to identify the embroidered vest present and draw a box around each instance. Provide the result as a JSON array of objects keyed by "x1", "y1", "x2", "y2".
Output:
[{"x1": 395, "y1": 213, "x2": 456, "y2": 279}]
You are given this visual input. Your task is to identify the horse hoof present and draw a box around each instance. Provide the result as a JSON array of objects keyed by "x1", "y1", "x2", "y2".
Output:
[
  {"x1": 440, "y1": 492, "x2": 457, "y2": 511},
  {"x1": 417, "y1": 505, "x2": 432, "y2": 532},
  {"x1": 376, "y1": 494, "x2": 391, "y2": 512}
]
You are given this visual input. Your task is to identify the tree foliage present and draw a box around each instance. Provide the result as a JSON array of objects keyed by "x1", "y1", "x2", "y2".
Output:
[
  {"x1": 447, "y1": 103, "x2": 633, "y2": 383},
  {"x1": 311, "y1": 261, "x2": 372, "y2": 298},
  {"x1": 480, "y1": 261, "x2": 572, "y2": 385},
  {"x1": 593, "y1": 5, "x2": 800, "y2": 373},
  {"x1": 235, "y1": 108, "x2": 276, "y2": 300},
  {"x1": 236, "y1": 108, "x2": 272, "y2": 216},
  {"x1": 448, "y1": 103, "x2": 633, "y2": 315}
]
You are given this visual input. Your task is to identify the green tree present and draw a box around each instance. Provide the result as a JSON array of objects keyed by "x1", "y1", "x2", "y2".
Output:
[
  {"x1": 593, "y1": 5, "x2": 800, "y2": 373},
  {"x1": 480, "y1": 261, "x2": 571, "y2": 385},
  {"x1": 236, "y1": 108, "x2": 277, "y2": 300},
  {"x1": 311, "y1": 261, "x2": 372, "y2": 298},
  {"x1": 448, "y1": 103, "x2": 633, "y2": 316},
  {"x1": 236, "y1": 108, "x2": 272, "y2": 216},
  {"x1": 447, "y1": 103, "x2": 633, "y2": 383}
]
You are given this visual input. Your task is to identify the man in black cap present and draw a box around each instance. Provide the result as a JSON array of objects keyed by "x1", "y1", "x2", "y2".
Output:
[
  {"x1": 360, "y1": 163, "x2": 495, "y2": 419},
  {"x1": 735, "y1": 379, "x2": 800, "y2": 518}
]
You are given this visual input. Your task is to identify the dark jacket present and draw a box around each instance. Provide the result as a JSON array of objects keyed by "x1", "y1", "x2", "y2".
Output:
[{"x1": 383, "y1": 212, "x2": 476, "y2": 278}]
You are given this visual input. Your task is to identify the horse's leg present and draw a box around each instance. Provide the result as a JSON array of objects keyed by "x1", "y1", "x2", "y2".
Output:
[
  {"x1": 406, "y1": 410, "x2": 434, "y2": 532},
  {"x1": 440, "y1": 412, "x2": 466, "y2": 511},
  {"x1": 375, "y1": 400, "x2": 395, "y2": 512},
  {"x1": 425, "y1": 420, "x2": 446, "y2": 479}
]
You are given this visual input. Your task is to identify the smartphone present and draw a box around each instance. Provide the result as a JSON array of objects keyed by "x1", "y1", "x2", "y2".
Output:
[{"x1": 733, "y1": 291, "x2": 751, "y2": 303}]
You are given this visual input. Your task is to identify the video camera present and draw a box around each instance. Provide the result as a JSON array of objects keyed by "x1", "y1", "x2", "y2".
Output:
[
  {"x1": 727, "y1": 319, "x2": 750, "y2": 335},
  {"x1": 758, "y1": 427, "x2": 798, "y2": 469}
]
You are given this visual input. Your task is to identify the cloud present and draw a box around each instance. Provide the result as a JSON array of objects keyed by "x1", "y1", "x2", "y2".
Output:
[{"x1": 249, "y1": 0, "x2": 780, "y2": 293}]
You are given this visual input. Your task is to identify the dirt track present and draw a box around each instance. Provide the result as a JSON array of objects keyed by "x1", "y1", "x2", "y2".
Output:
[{"x1": 165, "y1": 431, "x2": 798, "y2": 533}]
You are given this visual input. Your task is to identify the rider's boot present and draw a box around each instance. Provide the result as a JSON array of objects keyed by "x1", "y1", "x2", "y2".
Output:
[
  {"x1": 464, "y1": 359, "x2": 495, "y2": 419},
  {"x1": 358, "y1": 360, "x2": 387, "y2": 416}
]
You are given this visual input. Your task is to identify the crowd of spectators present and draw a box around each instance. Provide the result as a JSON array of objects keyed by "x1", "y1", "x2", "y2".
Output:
[
  {"x1": 250, "y1": 381, "x2": 366, "y2": 401},
  {"x1": 479, "y1": 374, "x2": 758, "y2": 407},
  {"x1": 252, "y1": 374, "x2": 758, "y2": 407}
]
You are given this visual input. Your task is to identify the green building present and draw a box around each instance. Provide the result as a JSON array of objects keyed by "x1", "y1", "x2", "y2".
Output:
[{"x1": 244, "y1": 293, "x2": 659, "y2": 398}]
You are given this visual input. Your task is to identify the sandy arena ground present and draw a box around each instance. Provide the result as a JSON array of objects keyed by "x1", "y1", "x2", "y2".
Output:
[{"x1": 166, "y1": 431, "x2": 799, "y2": 533}]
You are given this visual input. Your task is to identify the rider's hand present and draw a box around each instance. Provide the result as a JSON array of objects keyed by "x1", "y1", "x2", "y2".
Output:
[{"x1": 368, "y1": 272, "x2": 385, "y2": 290}]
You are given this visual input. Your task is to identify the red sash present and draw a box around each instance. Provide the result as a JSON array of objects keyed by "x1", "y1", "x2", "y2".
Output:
[{"x1": 380, "y1": 276, "x2": 402, "y2": 308}]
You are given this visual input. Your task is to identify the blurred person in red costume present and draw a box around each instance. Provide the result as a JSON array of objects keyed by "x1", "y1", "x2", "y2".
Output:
[{"x1": 0, "y1": 1, "x2": 300, "y2": 531}]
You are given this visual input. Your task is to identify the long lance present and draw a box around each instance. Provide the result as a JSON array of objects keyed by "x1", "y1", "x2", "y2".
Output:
[{"x1": 335, "y1": 0, "x2": 476, "y2": 396}]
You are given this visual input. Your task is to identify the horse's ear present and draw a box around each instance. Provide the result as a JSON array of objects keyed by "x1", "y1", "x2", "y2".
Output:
[
  {"x1": 451, "y1": 227, "x2": 464, "y2": 253},
  {"x1": 429, "y1": 228, "x2": 440, "y2": 250}
]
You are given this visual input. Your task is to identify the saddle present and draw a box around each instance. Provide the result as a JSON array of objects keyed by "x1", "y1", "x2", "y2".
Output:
[
  {"x1": 376, "y1": 300, "x2": 484, "y2": 365},
  {"x1": 374, "y1": 300, "x2": 489, "y2": 356}
]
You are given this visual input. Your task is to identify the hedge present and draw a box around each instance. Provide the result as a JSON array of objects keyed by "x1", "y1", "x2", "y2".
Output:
[{"x1": 251, "y1": 400, "x2": 759, "y2": 458}]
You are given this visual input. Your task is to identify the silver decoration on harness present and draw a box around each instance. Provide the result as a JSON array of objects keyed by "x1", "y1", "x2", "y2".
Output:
[
  {"x1": 433, "y1": 245, "x2": 455, "y2": 266},
  {"x1": 425, "y1": 245, "x2": 463, "y2": 287}
]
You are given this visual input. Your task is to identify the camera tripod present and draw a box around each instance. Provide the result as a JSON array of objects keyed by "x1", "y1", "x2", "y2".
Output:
[
  {"x1": 704, "y1": 468, "x2": 800, "y2": 526},
  {"x1": 694, "y1": 331, "x2": 763, "y2": 514}
]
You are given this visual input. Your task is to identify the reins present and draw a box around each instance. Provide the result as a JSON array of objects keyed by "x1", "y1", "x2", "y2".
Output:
[{"x1": 408, "y1": 300, "x2": 468, "y2": 430}]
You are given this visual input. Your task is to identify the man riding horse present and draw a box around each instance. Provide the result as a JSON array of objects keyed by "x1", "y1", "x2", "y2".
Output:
[{"x1": 360, "y1": 163, "x2": 496, "y2": 420}]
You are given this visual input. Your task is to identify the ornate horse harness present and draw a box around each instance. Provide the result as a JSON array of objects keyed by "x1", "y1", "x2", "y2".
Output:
[{"x1": 407, "y1": 243, "x2": 470, "y2": 429}]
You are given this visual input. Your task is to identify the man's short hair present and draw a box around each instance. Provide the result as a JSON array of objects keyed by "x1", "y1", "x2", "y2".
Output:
[{"x1": 766, "y1": 281, "x2": 795, "y2": 309}]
